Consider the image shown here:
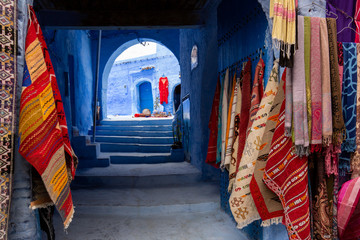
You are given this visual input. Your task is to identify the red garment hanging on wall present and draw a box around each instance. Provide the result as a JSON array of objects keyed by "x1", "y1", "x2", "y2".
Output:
[{"x1": 159, "y1": 76, "x2": 169, "y2": 104}]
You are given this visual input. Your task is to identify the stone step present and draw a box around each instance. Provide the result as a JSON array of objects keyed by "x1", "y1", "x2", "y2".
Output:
[
  {"x1": 92, "y1": 136, "x2": 174, "y2": 144},
  {"x1": 100, "y1": 143, "x2": 172, "y2": 153},
  {"x1": 72, "y1": 162, "x2": 201, "y2": 188},
  {"x1": 104, "y1": 152, "x2": 174, "y2": 164},
  {"x1": 100, "y1": 118, "x2": 173, "y2": 126},
  {"x1": 89, "y1": 130, "x2": 173, "y2": 137},
  {"x1": 95, "y1": 125, "x2": 172, "y2": 131}
]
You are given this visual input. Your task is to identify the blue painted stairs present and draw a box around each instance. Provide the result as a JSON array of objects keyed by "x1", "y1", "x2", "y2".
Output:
[{"x1": 73, "y1": 118, "x2": 184, "y2": 168}]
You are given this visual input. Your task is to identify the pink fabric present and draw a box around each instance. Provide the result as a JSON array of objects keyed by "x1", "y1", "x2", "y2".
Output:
[
  {"x1": 310, "y1": 17, "x2": 322, "y2": 149},
  {"x1": 337, "y1": 177, "x2": 360, "y2": 239},
  {"x1": 355, "y1": 0, "x2": 360, "y2": 43}
]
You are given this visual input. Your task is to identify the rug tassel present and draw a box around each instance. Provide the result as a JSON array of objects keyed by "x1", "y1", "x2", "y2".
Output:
[{"x1": 261, "y1": 217, "x2": 283, "y2": 227}]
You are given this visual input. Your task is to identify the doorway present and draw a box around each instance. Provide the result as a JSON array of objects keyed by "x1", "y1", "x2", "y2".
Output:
[{"x1": 138, "y1": 81, "x2": 154, "y2": 112}]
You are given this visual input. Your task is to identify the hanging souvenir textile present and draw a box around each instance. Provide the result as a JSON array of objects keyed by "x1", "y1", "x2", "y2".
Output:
[
  {"x1": 319, "y1": 18, "x2": 333, "y2": 147},
  {"x1": 337, "y1": 177, "x2": 360, "y2": 239},
  {"x1": 304, "y1": 17, "x2": 312, "y2": 144},
  {"x1": 351, "y1": 44, "x2": 360, "y2": 179},
  {"x1": 309, "y1": 152, "x2": 334, "y2": 239},
  {"x1": 216, "y1": 74, "x2": 225, "y2": 165},
  {"x1": 220, "y1": 69, "x2": 230, "y2": 167},
  {"x1": 250, "y1": 69, "x2": 286, "y2": 226},
  {"x1": 227, "y1": 78, "x2": 242, "y2": 188},
  {"x1": 159, "y1": 76, "x2": 169, "y2": 104},
  {"x1": 246, "y1": 58, "x2": 265, "y2": 136},
  {"x1": 284, "y1": 68, "x2": 292, "y2": 137},
  {"x1": 310, "y1": 17, "x2": 322, "y2": 152},
  {"x1": 338, "y1": 42, "x2": 344, "y2": 92},
  {"x1": 0, "y1": 0, "x2": 17, "y2": 238},
  {"x1": 205, "y1": 77, "x2": 221, "y2": 168},
  {"x1": 229, "y1": 61, "x2": 251, "y2": 192},
  {"x1": 356, "y1": 0, "x2": 360, "y2": 43},
  {"x1": 292, "y1": 16, "x2": 309, "y2": 157},
  {"x1": 327, "y1": 0, "x2": 356, "y2": 43},
  {"x1": 19, "y1": 6, "x2": 77, "y2": 229},
  {"x1": 339, "y1": 42, "x2": 358, "y2": 177},
  {"x1": 327, "y1": 18, "x2": 345, "y2": 146},
  {"x1": 229, "y1": 59, "x2": 279, "y2": 229},
  {"x1": 270, "y1": 0, "x2": 296, "y2": 67},
  {"x1": 263, "y1": 87, "x2": 311, "y2": 240},
  {"x1": 223, "y1": 75, "x2": 238, "y2": 170}
]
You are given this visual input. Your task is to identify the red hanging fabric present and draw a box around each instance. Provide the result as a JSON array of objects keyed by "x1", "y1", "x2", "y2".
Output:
[{"x1": 159, "y1": 77, "x2": 169, "y2": 104}]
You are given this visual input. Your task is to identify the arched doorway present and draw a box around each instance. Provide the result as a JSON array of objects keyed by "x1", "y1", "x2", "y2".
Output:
[
  {"x1": 138, "y1": 81, "x2": 153, "y2": 112},
  {"x1": 103, "y1": 39, "x2": 181, "y2": 119},
  {"x1": 173, "y1": 84, "x2": 181, "y2": 112}
]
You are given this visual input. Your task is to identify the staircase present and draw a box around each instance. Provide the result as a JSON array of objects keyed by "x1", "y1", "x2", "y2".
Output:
[{"x1": 73, "y1": 118, "x2": 184, "y2": 168}]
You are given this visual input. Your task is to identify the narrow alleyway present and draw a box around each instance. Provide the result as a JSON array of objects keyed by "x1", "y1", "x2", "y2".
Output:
[{"x1": 53, "y1": 162, "x2": 248, "y2": 240}]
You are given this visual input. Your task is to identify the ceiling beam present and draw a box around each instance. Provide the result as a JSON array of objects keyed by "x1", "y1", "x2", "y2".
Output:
[{"x1": 37, "y1": 9, "x2": 206, "y2": 29}]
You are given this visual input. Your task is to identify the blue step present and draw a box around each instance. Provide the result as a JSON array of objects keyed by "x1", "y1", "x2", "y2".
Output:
[
  {"x1": 100, "y1": 143, "x2": 172, "y2": 153},
  {"x1": 107, "y1": 153, "x2": 180, "y2": 164},
  {"x1": 96, "y1": 125, "x2": 172, "y2": 131},
  {"x1": 92, "y1": 136, "x2": 174, "y2": 144},
  {"x1": 100, "y1": 119, "x2": 173, "y2": 126},
  {"x1": 89, "y1": 130, "x2": 173, "y2": 137}
]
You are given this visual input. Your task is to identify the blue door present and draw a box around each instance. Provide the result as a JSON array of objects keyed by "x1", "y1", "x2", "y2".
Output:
[{"x1": 139, "y1": 82, "x2": 153, "y2": 112}]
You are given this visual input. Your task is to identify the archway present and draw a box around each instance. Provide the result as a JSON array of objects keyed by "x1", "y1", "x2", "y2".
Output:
[
  {"x1": 138, "y1": 81, "x2": 153, "y2": 113},
  {"x1": 173, "y1": 84, "x2": 181, "y2": 112},
  {"x1": 102, "y1": 38, "x2": 181, "y2": 118}
]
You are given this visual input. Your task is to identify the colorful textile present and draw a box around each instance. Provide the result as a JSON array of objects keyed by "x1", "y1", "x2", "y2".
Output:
[
  {"x1": 250, "y1": 69, "x2": 286, "y2": 226},
  {"x1": 292, "y1": 16, "x2": 309, "y2": 157},
  {"x1": 228, "y1": 78, "x2": 242, "y2": 191},
  {"x1": 205, "y1": 77, "x2": 221, "y2": 168},
  {"x1": 310, "y1": 17, "x2": 322, "y2": 150},
  {"x1": 247, "y1": 58, "x2": 265, "y2": 136},
  {"x1": 223, "y1": 75, "x2": 238, "y2": 170},
  {"x1": 339, "y1": 42, "x2": 357, "y2": 177},
  {"x1": 270, "y1": 0, "x2": 296, "y2": 67},
  {"x1": 220, "y1": 69, "x2": 230, "y2": 167},
  {"x1": 356, "y1": 0, "x2": 360, "y2": 43},
  {"x1": 159, "y1": 76, "x2": 169, "y2": 104},
  {"x1": 229, "y1": 61, "x2": 252, "y2": 191},
  {"x1": 341, "y1": 42, "x2": 357, "y2": 153},
  {"x1": 309, "y1": 153, "x2": 333, "y2": 239},
  {"x1": 229, "y1": 60, "x2": 279, "y2": 229},
  {"x1": 0, "y1": 0, "x2": 17, "y2": 238},
  {"x1": 304, "y1": 17, "x2": 312, "y2": 144},
  {"x1": 351, "y1": 43, "x2": 360, "y2": 179},
  {"x1": 337, "y1": 177, "x2": 360, "y2": 239},
  {"x1": 320, "y1": 18, "x2": 333, "y2": 146},
  {"x1": 19, "y1": 7, "x2": 77, "y2": 229},
  {"x1": 327, "y1": 18, "x2": 345, "y2": 146},
  {"x1": 285, "y1": 68, "x2": 292, "y2": 137},
  {"x1": 263, "y1": 92, "x2": 311, "y2": 240},
  {"x1": 338, "y1": 42, "x2": 344, "y2": 93},
  {"x1": 327, "y1": 0, "x2": 356, "y2": 43},
  {"x1": 216, "y1": 75, "x2": 225, "y2": 165}
]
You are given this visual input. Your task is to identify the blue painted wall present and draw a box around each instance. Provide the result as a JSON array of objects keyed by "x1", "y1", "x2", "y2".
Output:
[
  {"x1": 89, "y1": 29, "x2": 180, "y2": 119},
  {"x1": 107, "y1": 43, "x2": 181, "y2": 116},
  {"x1": 43, "y1": 30, "x2": 94, "y2": 137}
]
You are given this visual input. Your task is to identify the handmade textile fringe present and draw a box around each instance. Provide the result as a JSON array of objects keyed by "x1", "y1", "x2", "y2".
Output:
[
  {"x1": 270, "y1": 0, "x2": 296, "y2": 67},
  {"x1": 250, "y1": 69, "x2": 286, "y2": 225},
  {"x1": 19, "y1": 6, "x2": 77, "y2": 229},
  {"x1": 0, "y1": 0, "x2": 17, "y2": 238},
  {"x1": 205, "y1": 77, "x2": 221, "y2": 168},
  {"x1": 229, "y1": 60, "x2": 279, "y2": 229}
]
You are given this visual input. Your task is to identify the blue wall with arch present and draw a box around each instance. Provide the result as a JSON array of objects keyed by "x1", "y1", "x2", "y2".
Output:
[{"x1": 106, "y1": 43, "x2": 181, "y2": 117}]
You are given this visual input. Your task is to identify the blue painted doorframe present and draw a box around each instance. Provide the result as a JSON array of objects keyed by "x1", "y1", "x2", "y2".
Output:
[{"x1": 139, "y1": 81, "x2": 153, "y2": 112}]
